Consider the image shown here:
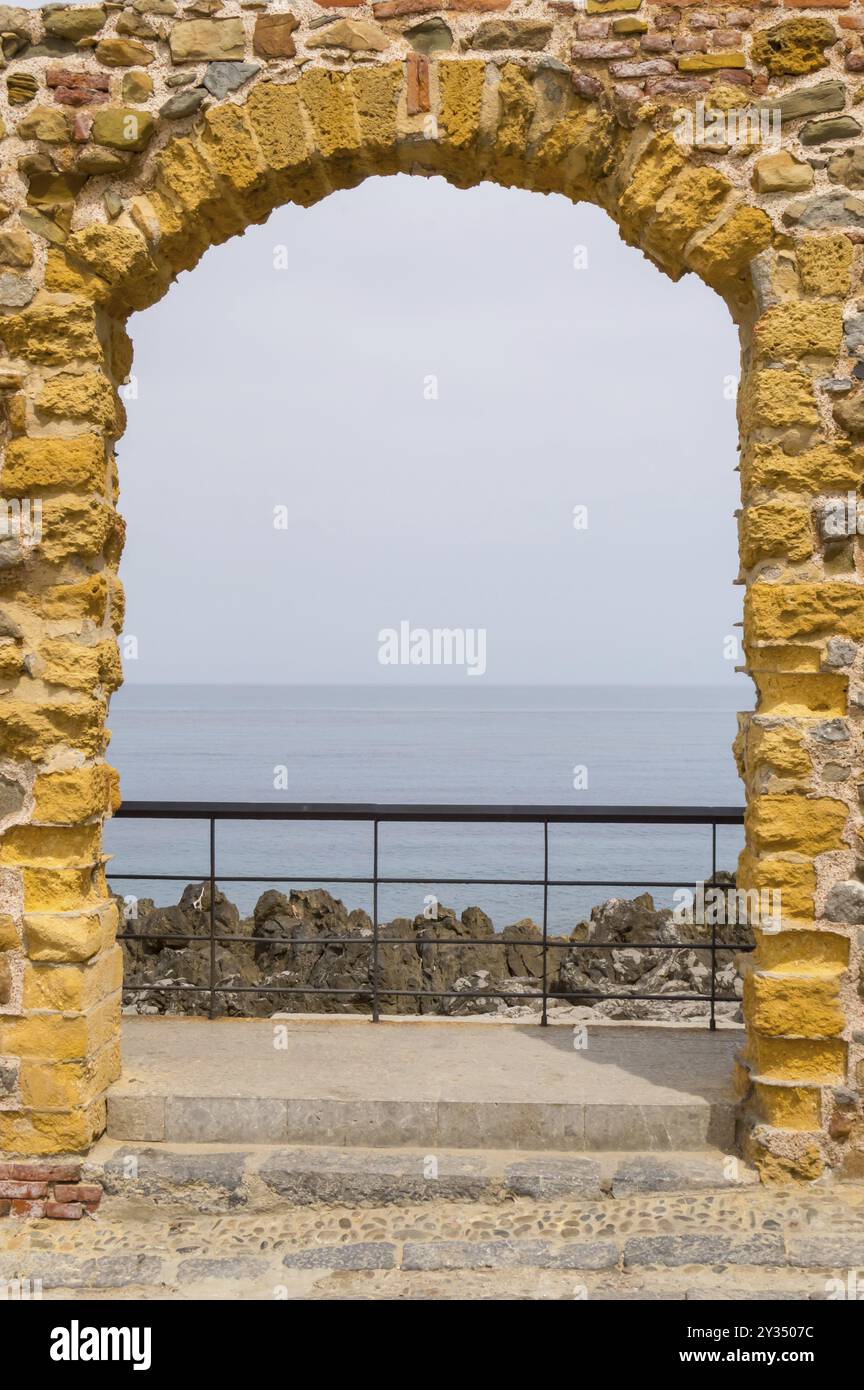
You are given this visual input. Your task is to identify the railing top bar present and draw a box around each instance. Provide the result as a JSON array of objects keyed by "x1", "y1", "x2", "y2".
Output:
[{"x1": 113, "y1": 801, "x2": 745, "y2": 825}]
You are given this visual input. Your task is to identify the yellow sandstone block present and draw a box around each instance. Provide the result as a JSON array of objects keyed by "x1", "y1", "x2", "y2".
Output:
[
  {"x1": 494, "y1": 62, "x2": 536, "y2": 157},
  {"x1": 745, "y1": 794, "x2": 847, "y2": 855},
  {"x1": 0, "y1": 1101, "x2": 106, "y2": 1155},
  {"x1": 746, "y1": 645, "x2": 821, "y2": 674},
  {"x1": 0, "y1": 645, "x2": 23, "y2": 681},
  {"x1": 797, "y1": 235, "x2": 853, "y2": 298},
  {"x1": 754, "y1": 671, "x2": 847, "y2": 717},
  {"x1": 37, "y1": 497, "x2": 117, "y2": 563},
  {"x1": 36, "y1": 372, "x2": 119, "y2": 430},
  {"x1": 741, "y1": 442, "x2": 864, "y2": 495},
  {"x1": 748, "y1": 1141, "x2": 824, "y2": 1183},
  {"x1": 23, "y1": 865, "x2": 105, "y2": 913},
  {"x1": 746, "y1": 582, "x2": 864, "y2": 643},
  {"x1": 687, "y1": 206, "x2": 773, "y2": 288},
  {"x1": 66, "y1": 224, "x2": 157, "y2": 290},
  {"x1": 751, "y1": 1033, "x2": 847, "y2": 1082},
  {"x1": 754, "y1": 1081, "x2": 822, "y2": 1130},
  {"x1": 33, "y1": 764, "x2": 116, "y2": 823},
  {"x1": 437, "y1": 60, "x2": 486, "y2": 151},
  {"x1": 735, "y1": 848, "x2": 818, "y2": 925},
  {"x1": 199, "y1": 103, "x2": 269, "y2": 198},
  {"x1": 738, "y1": 369, "x2": 819, "y2": 432},
  {"x1": 19, "y1": 1039, "x2": 120, "y2": 1110},
  {"x1": 617, "y1": 134, "x2": 686, "y2": 234},
  {"x1": 744, "y1": 969, "x2": 845, "y2": 1036},
  {"x1": 0, "y1": 301, "x2": 102, "y2": 368},
  {"x1": 0, "y1": 1006, "x2": 111, "y2": 1067},
  {"x1": 243, "y1": 81, "x2": 332, "y2": 208},
  {"x1": 746, "y1": 724, "x2": 811, "y2": 780},
  {"x1": 128, "y1": 190, "x2": 212, "y2": 274},
  {"x1": 0, "y1": 699, "x2": 107, "y2": 762},
  {"x1": 37, "y1": 638, "x2": 122, "y2": 694},
  {"x1": 43, "y1": 248, "x2": 110, "y2": 302},
  {"x1": 24, "y1": 908, "x2": 106, "y2": 962},
  {"x1": 739, "y1": 502, "x2": 813, "y2": 566},
  {"x1": 678, "y1": 51, "x2": 746, "y2": 72},
  {"x1": 22, "y1": 946, "x2": 122, "y2": 1013},
  {"x1": 644, "y1": 166, "x2": 731, "y2": 264},
  {"x1": 753, "y1": 302, "x2": 843, "y2": 361},
  {"x1": 0, "y1": 824, "x2": 101, "y2": 869},
  {"x1": 755, "y1": 927, "x2": 848, "y2": 975},
  {"x1": 349, "y1": 63, "x2": 402, "y2": 153},
  {"x1": 25, "y1": 574, "x2": 108, "y2": 627},
  {"x1": 1, "y1": 436, "x2": 107, "y2": 493},
  {"x1": 155, "y1": 138, "x2": 246, "y2": 241}
]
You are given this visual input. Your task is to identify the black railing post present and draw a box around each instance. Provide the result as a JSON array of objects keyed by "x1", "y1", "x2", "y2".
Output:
[
  {"x1": 372, "y1": 818, "x2": 380, "y2": 1023},
  {"x1": 716, "y1": 811, "x2": 722, "y2": 1034},
  {"x1": 209, "y1": 815, "x2": 216, "y2": 1021},
  {"x1": 541, "y1": 820, "x2": 549, "y2": 1027}
]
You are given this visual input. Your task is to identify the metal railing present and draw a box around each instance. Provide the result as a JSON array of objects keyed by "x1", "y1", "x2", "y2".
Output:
[{"x1": 110, "y1": 802, "x2": 750, "y2": 1029}]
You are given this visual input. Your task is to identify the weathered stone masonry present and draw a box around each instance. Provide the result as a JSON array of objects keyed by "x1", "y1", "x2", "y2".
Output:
[{"x1": 0, "y1": 0, "x2": 862, "y2": 1180}]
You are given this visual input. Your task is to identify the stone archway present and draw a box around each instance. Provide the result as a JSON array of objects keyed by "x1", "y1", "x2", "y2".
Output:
[{"x1": 0, "y1": 1, "x2": 861, "y2": 1182}]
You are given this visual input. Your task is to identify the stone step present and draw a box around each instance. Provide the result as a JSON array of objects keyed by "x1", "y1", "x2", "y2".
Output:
[
  {"x1": 85, "y1": 1138, "x2": 756, "y2": 1212},
  {"x1": 109, "y1": 1016, "x2": 741, "y2": 1152},
  {"x1": 107, "y1": 1092, "x2": 736, "y2": 1151}
]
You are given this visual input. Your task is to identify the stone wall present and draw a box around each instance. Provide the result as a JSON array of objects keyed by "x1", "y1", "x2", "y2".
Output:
[{"x1": 0, "y1": 0, "x2": 862, "y2": 1178}]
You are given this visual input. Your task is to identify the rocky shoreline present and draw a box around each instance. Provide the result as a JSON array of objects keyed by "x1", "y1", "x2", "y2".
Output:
[{"x1": 118, "y1": 883, "x2": 751, "y2": 1024}]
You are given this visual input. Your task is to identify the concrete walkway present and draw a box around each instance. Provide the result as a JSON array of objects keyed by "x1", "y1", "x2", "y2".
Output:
[{"x1": 109, "y1": 1017, "x2": 740, "y2": 1150}]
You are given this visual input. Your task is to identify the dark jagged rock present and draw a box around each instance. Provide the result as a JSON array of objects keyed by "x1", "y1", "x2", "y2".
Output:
[{"x1": 121, "y1": 883, "x2": 748, "y2": 1023}]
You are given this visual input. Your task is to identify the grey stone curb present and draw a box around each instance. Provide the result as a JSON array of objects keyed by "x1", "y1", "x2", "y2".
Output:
[
  {"x1": 401, "y1": 1238, "x2": 619, "y2": 1271},
  {"x1": 85, "y1": 1141, "x2": 757, "y2": 1212}
]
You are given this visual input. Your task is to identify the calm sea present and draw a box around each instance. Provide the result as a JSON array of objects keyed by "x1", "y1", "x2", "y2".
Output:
[{"x1": 103, "y1": 684, "x2": 748, "y2": 935}]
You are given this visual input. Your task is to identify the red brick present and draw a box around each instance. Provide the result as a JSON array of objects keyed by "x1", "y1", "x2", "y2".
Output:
[
  {"x1": 54, "y1": 87, "x2": 110, "y2": 107},
  {"x1": 0, "y1": 1162, "x2": 81, "y2": 1182},
  {"x1": 572, "y1": 73, "x2": 603, "y2": 99},
  {"x1": 54, "y1": 1183, "x2": 102, "y2": 1204},
  {"x1": 45, "y1": 1201, "x2": 84, "y2": 1220},
  {"x1": 0, "y1": 1180, "x2": 48, "y2": 1200},
  {"x1": 713, "y1": 68, "x2": 753, "y2": 85},
  {"x1": 407, "y1": 52, "x2": 430, "y2": 116},
  {"x1": 0, "y1": 1199, "x2": 10, "y2": 1217},
  {"x1": 571, "y1": 40, "x2": 634, "y2": 59},
  {"x1": 11, "y1": 1199, "x2": 45, "y2": 1218}
]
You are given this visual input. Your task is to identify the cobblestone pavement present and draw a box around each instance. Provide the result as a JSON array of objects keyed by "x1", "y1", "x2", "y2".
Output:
[{"x1": 2, "y1": 1184, "x2": 864, "y2": 1300}]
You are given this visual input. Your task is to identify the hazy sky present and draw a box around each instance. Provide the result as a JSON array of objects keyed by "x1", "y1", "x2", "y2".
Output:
[{"x1": 115, "y1": 173, "x2": 744, "y2": 687}]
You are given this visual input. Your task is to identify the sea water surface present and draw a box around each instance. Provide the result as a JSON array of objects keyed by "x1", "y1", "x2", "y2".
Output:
[{"x1": 103, "y1": 684, "x2": 748, "y2": 934}]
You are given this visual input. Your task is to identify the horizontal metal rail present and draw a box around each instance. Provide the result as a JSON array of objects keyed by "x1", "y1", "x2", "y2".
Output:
[
  {"x1": 110, "y1": 802, "x2": 749, "y2": 1028},
  {"x1": 115, "y1": 801, "x2": 746, "y2": 824}
]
